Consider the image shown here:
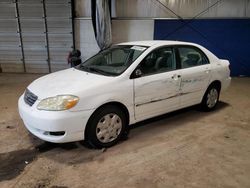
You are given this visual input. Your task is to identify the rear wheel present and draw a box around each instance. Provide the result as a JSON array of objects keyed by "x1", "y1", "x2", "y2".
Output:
[
  {"x1": 201, "y1": 85, "x2": 220, "y2": 111},
  {"x1": 85, "y1": 105, "x2": 126, "y2": 148}
]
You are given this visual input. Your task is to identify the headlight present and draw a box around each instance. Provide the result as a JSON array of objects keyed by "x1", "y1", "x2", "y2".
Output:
[{"x1": 37, "y1": 95, "x2": 79, "y2": 111}]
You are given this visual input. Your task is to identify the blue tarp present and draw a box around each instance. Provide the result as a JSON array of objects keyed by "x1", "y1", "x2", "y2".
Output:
[{"x1": 154, "y1": 19, "x2": 250, "y2": 76}]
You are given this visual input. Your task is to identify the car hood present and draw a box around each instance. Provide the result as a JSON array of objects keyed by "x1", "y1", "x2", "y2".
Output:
[{"x1": 27, "y1": 68, "x2": 113, "y2": 99}]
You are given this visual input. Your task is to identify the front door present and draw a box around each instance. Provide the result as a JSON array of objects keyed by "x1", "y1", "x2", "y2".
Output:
[{"x1": 133, "y1": 46, "x2": 181, "y2": 121}]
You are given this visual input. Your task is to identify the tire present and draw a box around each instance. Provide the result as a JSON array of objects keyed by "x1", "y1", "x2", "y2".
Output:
[
  {"x1": 200, "y1": 84, "x2": 220, "y2": 111},
  {"x1": 85, "y1": 105, "x2": 127, "y2": 149}
]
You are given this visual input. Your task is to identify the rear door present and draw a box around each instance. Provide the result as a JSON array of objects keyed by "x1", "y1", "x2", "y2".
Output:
[
  {"x1": 133, "y1": 46, "x2": 181, "y2": 121},
  {"x1": 177, "y1": 46, "x2": 211, "y2": 107}
]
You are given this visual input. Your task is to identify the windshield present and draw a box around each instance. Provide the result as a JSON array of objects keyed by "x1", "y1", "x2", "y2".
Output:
[{"x1": 76, "y1": 45, "x2": 147, "y2": 76}]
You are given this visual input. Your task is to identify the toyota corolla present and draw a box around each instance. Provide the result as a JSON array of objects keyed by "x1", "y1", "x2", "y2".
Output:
[{"x1": 18, "y1": 40, "x2": 231, "y2": 148}]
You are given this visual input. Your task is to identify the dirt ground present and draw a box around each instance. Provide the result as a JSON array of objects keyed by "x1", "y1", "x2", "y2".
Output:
[{"x1": 0, "y1": 73, "x2": 249, "y2": 188}]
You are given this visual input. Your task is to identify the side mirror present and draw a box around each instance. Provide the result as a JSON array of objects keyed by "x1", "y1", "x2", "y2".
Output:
[{"x1": 130, "y1": 68, "x2": 142, "y2": 79}]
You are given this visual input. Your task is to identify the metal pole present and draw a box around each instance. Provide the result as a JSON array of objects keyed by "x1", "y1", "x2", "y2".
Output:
[
  {"x1": 42, "y1": 0, "x2": 51, "y2": 73},
  {"x1": 71, "y1": 0, "x2": 76, "y2": 50},
  {"x1": 15, "y1": 0, "x2": 26, "y2": 72},
  {"x1": 109, "y1": 0, "x2": 112, "y2": 20}
]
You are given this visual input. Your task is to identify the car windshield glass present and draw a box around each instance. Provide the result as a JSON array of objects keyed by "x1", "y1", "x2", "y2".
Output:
[{"x1": 76, "y1": 45, "x2": 147, "y2": 76}]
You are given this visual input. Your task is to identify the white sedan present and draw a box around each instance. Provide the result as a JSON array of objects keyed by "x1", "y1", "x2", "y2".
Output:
[{"x1": 18, "y1": 40, "x2": 231, "y2": 148}]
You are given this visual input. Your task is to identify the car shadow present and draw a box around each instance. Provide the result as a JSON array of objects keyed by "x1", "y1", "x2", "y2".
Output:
[{"x1": 130, "y1": 101, "x2": 229, "y2": 130}]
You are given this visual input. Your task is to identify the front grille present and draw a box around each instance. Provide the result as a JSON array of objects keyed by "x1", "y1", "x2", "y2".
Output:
[{"x1": 24, "y1": 89, "x2": 38, "y2": 106}]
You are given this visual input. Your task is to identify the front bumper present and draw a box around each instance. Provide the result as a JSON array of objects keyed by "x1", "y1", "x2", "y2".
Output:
[{"x1": 18, "y1": 94, "x2": 95, "y2": 143}]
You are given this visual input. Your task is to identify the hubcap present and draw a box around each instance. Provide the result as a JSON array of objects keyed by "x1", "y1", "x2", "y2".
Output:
[
  {"x1": 96, "y1": 113, "x2": 122, "y2": 143},
  {"x1": 207, "y1": 88, "x2": 218, "y2": 108}
]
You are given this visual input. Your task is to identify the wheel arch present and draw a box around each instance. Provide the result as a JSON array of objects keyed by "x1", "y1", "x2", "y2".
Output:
[
  {"x1": 200, "y1": 80, "x2": 221, "y2": 111},
  {"x1": 209, "y1": 80, "x2": 221, "y2": 91},
  {"x1": 84, "y1": 101, "x2": 130, "y2": 139},
  {"x1": 200, "y1": 80, "x2": 221, "y2": 104}
]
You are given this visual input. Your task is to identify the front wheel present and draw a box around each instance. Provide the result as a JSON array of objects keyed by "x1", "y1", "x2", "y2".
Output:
[
  {"x1": 85, "y1": 105, "x2": 126, "y2": 148},
  {"x1": 200, "y1": 85, "x2": 220, "y2": 111}
]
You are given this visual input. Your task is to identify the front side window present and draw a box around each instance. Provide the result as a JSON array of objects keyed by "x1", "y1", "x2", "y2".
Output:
[
  {"x1": 178, "y1": 47, "x2": 209, "y2": 69},
  {"x1": 76, "y1": 45, "x2": 147, "y2": 76},
  {"x1": 137, "y1": 47, "x2": 176, "y2": 76}
]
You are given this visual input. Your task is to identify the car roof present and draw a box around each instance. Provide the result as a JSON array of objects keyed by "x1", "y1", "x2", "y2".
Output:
[{"x1": 118, "y1": 40, "x2": 197, "y2": 47}]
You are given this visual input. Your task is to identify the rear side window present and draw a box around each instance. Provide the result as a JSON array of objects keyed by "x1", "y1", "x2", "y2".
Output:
[{"x1": 178, "y1": 47, "x2": 209, "y2": 68}]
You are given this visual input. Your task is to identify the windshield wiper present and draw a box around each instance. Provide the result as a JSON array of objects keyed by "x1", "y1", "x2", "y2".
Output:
[{"x1": 79, "y1": 65, "x2": 111, "y2": 76}]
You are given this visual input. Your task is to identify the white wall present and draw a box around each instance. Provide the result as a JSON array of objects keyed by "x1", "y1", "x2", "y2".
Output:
[
  {"x1": 112, "y1": 20, "x2": 154, "y2": 43},
  {"x1": 75, "y1": 19, "x2": 154, "y2": 60},
  {"x1": 74, "y1": 19, "x2": 100, "y2": 61},
  {"x1": 112, "y1": 0, "x2": 250, "y2": 18},
  {"x1": 76, "y1": 0, "x2": 250, "y2": 18},
  {"x1": 75, "y1": 0, "x2": 91, "y2": 17}
]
